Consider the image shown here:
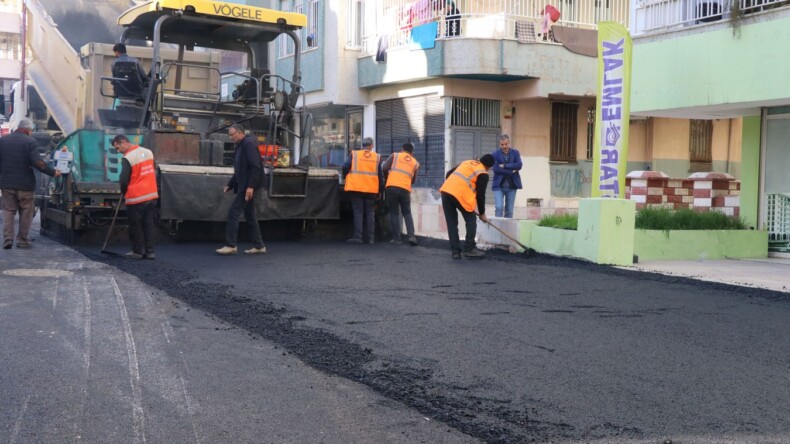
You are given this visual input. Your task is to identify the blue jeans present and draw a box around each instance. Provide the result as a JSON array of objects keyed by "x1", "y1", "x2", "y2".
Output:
[{"x1": 494, "y1": 186, "x2": 517, "y2": 218}]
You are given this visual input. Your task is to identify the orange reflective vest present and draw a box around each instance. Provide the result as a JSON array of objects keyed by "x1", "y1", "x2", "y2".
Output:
[
  {"x1": 124, "y1": 146, "x2": 159, "y2": 205},
  {"x1": 385, "y1": 152, "x2": 419, "y2": 192},
  {"x1": 344, "y1": 149, "x2": 380, "y2": 193},
  {"x1": 439, "y1": 160, "x2": 487, "y2": 212}
]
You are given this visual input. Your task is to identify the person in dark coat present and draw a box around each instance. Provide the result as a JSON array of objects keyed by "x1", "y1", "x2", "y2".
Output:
[
  {"x1": 216, "y1": 124, "x2": 266, "y2": 255},
  {"x1": 0, "y1": 118, "x2": 61, "y2": 249},
  {"x1": 111, "y1": 43, "x2": 149, "y2": 88},
  {"x1": 490, "y1": 134, "x2": 523, "y2": 218}
]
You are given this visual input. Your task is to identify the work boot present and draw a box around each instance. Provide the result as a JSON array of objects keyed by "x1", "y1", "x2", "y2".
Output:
[
  {"x1": 462, "y1": 248, "x2": 485, "y2": 259},
  {"x1": 346, "y1": 237, "x2": 363, "y2": 244},
  {"x1": 244, "y1": 246, "x2": 267, "y2": 255},
  {"x1": 125, "y1": 251, "x2": 143, "y2": 259},
  {"x1": 407, "y1": 236, "x2": 418, "y2": 246},
  {"x1": 365, "y1": 238, "x2": 375, "y2": 245},
  {"x1": 452, "y1": 251, "x2": 462, "y2": 260},
  {"x1": 216, "y1": 245, "x2": 237, "y2": 255},
  {"x1": 3, "y1": 239, "x2": 11, "y2": 249}
]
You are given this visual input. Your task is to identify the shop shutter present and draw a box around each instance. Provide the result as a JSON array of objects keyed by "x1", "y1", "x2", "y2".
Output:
[{"x1": 375, "y1": 94, "x2": 446, "y2": 189}]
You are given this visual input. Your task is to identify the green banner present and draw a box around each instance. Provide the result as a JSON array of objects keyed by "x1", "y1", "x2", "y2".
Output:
[{"x1": 591, "y1": 22, "x2": 632, "y2": 198}]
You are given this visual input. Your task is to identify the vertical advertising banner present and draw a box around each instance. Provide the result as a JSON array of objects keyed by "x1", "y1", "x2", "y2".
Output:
[{"x1": 591, "y1": 22, "x2": 632, "y2": 198}]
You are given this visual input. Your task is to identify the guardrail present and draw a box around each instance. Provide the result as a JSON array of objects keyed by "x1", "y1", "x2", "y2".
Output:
[{"x1": 632, "y1": 0, "x2": 790, "y2": 35}]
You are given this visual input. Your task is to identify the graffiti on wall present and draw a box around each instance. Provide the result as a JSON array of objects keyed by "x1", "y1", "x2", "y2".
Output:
[{"x1": 550, "y1": 164, "x2": 593, "y2": 197}]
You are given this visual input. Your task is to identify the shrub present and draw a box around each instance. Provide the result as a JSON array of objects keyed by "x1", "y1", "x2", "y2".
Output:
[
  {"x1": 538, "y1": 213, "x2": 578, "y2": 230},
  {"x1": 537, "y1": 207, "x2": 747, "y2": 231},
  {"x1": 635, "y1": 207, "x2": 747, "y2": 230}
]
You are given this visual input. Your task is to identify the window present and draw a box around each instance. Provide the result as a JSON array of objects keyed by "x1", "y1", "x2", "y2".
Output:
[
  {"x1": 586, "y1": 106, "x2": 595, "y2": 160},
  {"x1": 305, "y1": 0, "x2": 319, "y2": 49},
  {"x1": 689, "y1": 119, "x2": 712, "y2": 170},
  {"x1": 347, "y1": 0, "x2": 363, "y2": 48},
  {"x1": 450, "y1": 98, "x2": 500, "y2": 128},
  {"x1": 278, "y1": 1, "x2": 294, "y2": 58},
  {"x1": 550, "y1": 101, "x2": 578, "y2": 162}
]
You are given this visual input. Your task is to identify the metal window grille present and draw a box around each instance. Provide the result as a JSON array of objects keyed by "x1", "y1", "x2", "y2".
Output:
[
  {"x1": 551, "y1": 101, "x2": 578, "y2": 161},
  {"x1": 586, "y1": 106, "x2": 595, "y2": 160},
  {"x1": 689, "y1": 119, "x2": 712, "y2": 163},
  {"x1": 451, "y1": 98, "x2": 500, "y2": 128}
]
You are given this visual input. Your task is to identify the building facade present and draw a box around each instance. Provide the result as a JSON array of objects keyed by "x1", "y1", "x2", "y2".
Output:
[
  {"x1": 277, "y1": 0, "x2": 632, "y2": 237},
  {"x1": 0, "y1": 0, "x2": 22, "y2": 118},
  {"x1": 630, "y1": 0, "x2": 790, "y2": 252}
]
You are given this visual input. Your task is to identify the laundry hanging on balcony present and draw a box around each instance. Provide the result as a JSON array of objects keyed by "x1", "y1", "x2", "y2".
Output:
[{"x1": 410, "y1": 22, "x2": 438, "y2": 50}]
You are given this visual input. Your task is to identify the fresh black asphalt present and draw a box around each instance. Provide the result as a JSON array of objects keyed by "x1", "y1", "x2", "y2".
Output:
[{"x1": 63, "y1": 235, "x2": 790, "y2": 444}]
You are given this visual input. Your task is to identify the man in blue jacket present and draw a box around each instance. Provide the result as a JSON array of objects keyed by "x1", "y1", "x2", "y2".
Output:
[
  {"x1": 0, "y1": 118, "x2": 61, "y2": 249},
  {"x1": 490, "y1": 134, "x2": 523, "y2": 218},
  {"x1": 216, "y1": 124, "x2": 266, "y2": 255}
]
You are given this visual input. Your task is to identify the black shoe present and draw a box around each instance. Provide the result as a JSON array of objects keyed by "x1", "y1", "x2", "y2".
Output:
[
  {"x1": 144, "y1": 252, "x2": 156, "y2": 260},
  {"x1": 389, "y1": 238, "x2": 401, "y2": 244},
  {"x1": 346, "y1": 238, "x2": 363, "y2": 244},
  {"x1": 452, "y1": 252, "x2": 462, "y2": 260},
  {"x1": 365, "y1": 238, "x2": 375, "y2": 245},
  {"x1": 2, "y1": 240, "x2": 11, "y2": 249},
  {"x1": 407, "y1": 236, "x2": 418, "y2": 246},
  {"x1": 463, "y1": 248, "x2": 485, "y2": 259},
  {"x1": 125, "y1": 251, "x2": 144, "y2": 259}
]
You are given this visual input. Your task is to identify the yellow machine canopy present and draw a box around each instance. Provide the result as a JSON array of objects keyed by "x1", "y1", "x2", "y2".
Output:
[{"x1": 118, "y1": 0, "x2": 307, "y2": 51}]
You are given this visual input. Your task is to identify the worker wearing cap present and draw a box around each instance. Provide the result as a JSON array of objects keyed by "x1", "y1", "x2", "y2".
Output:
[
  {"x1": 439, "y1": 154, "x2": 495, "y2": 259},
  {"x1": 382, "y1": 142, "x2": 419, "y2": 246},
  {"x1": 112, "y1": 134, "x2": 158, "y2": 259},
  {"x1": 0, "y1": 118, "x2": 61, "y2": 249}
]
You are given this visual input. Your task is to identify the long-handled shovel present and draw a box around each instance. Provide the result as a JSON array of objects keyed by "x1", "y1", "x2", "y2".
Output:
[
  {"x1": 101, "y1": 194, "x2": 124, "y2": 255},
  {"x1": 483, "y1": 218, "x2": 536, "y2": 258}
]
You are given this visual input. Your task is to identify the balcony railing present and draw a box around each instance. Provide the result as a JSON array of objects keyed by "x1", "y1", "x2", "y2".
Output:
[
  {"x1": 632, "y1": 0, "x2": 790, "y2": 35},
  {"x1": 359, "y1": 0, "x2": 630, "y2": 55}
]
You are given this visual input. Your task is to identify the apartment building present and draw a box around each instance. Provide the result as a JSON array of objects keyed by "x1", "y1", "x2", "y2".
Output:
[
  {"x1": 276, "y1": 0, "x2": 631, "y2": 236},
  {"x1": 0, "y1": 0, "x2": 21, "y2": 117},
  {"x1": 630, "y1": 0, "x2": 790, "y2": 252}
]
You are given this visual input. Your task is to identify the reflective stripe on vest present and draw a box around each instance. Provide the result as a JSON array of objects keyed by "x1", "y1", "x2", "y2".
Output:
[
  {"x1": 439, "y1": 160, "x2": 486, "y2": 212},
  {"x1": 125, "y1": 146, "x2": 159, "y2": 205},
  {"x1": 385, "y1": 152, "x2": 419, "y2": 192},
  {"x1": 344, "y1": 149, "x2": 380, "y2": 193}
]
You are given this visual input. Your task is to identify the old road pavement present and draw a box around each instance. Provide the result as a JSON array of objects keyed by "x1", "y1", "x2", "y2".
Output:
[{"x1": 2, "y1": 229, "x2": 790, "y2": 443}]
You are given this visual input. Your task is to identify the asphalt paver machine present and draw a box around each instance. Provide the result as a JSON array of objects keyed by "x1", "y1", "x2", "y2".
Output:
[{"x1": 39, "y1": 0, "x2": 339, "y2": 242}]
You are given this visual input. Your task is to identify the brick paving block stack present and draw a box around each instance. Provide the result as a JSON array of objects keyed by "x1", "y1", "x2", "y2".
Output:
[{"x1": 626, "y1": 171, "x2": 739, "y2": 215}]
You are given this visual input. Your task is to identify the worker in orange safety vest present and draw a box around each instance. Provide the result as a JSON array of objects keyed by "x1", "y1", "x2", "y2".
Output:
[
  {"x1": 382, "y1": 142, "x2": 420, "y2": 246},
  {"x1": 439, "y1": 154, "x2": 495, "y2": 259},
  {"x1": 112, "y1": 134, "x2": 159, "y2": 260},
  {"x1": 342, "y1": 137, "x2": 382, "y2": 243}
]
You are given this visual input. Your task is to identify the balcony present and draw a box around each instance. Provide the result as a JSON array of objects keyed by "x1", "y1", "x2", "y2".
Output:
[
  {"x1": 359, "y1": 0, "x2": 630, "y2": 56},
  {"x1": 632, "y1": 0, "x2": 790, "y2": 36},
  {"x1": 356, "y1": 0, "x2": 628, "y2": 89}
]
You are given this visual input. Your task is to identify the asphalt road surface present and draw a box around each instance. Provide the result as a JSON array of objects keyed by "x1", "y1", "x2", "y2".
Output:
[
  {"x1": 78, "y1": 236, "x2": 790, "y2": 443},
  {"x1": 3, "y1": 226, "x2": 790, "y2": 443}
]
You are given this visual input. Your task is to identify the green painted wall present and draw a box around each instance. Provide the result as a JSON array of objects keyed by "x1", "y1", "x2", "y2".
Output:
[
  {"x1": 632, "y1": 16, "x2": 790, "y2": 113},
  {"x1": 741, "y1": 115, "x2": 761, "y2": 229},
  {"x1": 634, "y1": 230, "x2": 767, "y2": 260}
]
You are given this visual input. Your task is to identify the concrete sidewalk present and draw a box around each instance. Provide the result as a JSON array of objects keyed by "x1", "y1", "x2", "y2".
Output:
[{"x1": 625, "y1": 256, "x2": 790, "y2": 293}]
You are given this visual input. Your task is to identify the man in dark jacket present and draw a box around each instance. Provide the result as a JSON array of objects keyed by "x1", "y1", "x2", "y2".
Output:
[
  {"x1": 216, "y1": 124, "x2": 266, "y2": 255},
  {"x1": 0, "y1": 118, "x2": 61, "y2": 249}
]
